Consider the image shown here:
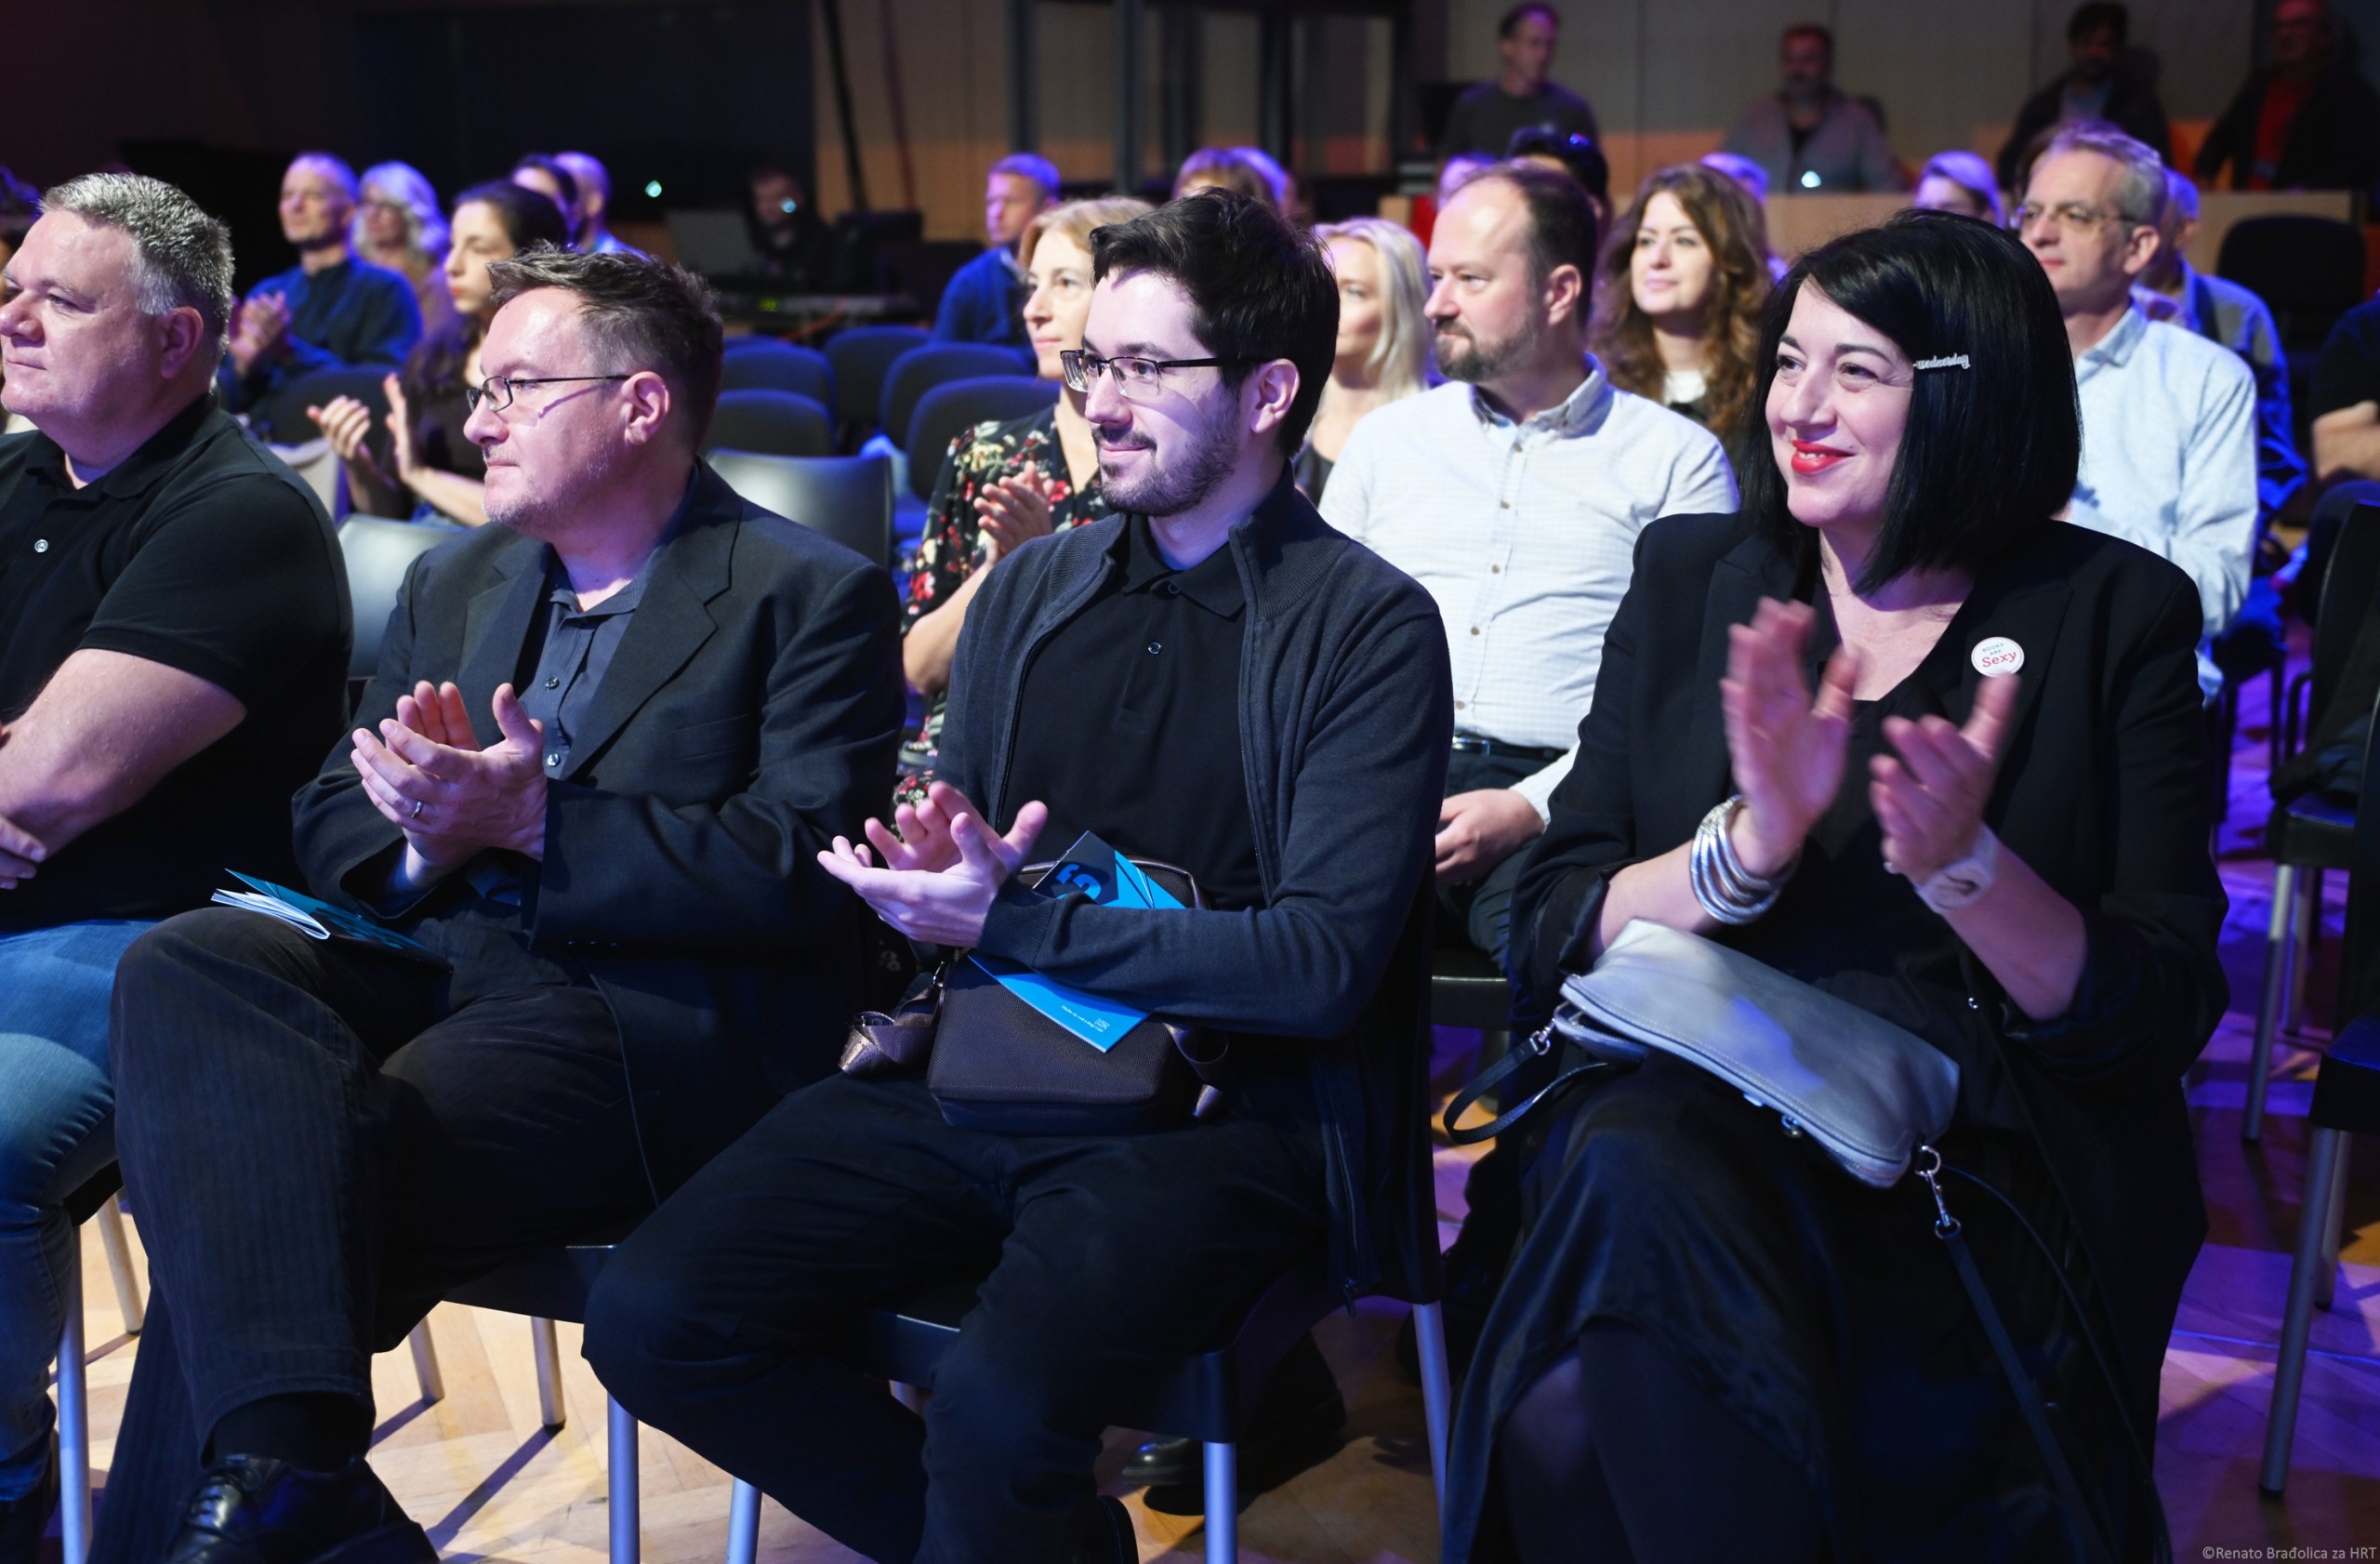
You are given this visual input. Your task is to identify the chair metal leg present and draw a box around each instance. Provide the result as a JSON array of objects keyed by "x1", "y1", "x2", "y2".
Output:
[
  {"x1": 2261, "y1": 1124, "x2": 2347, "y2": 1496},
  {"x1": 2316, "y1": 1134, "x2": 2351, "y2": 1311},
  {"x1": 407, "y1": 1320, "x2": 445, "y2": 1404},
  {"x1": 96, "y1": 1194, "x2": 143, "y2": 1336},
  {"x1": 2248, "y1": 862, "x2": 2299, "y2": 1142},
  {"x1": 1203, "y1": 1441, "x2": 1236, "y2": 1564},
  {"x1": 2285, "y1": 870, "x2": 2320, "y2": 1033},
  {"x1": 1411, "y1": 1302, "x2": 1452, "y2": 1508},
  {"x1": 58, "y1": 1232, "x2": 89, "y2": 1564},
  {"x1": 607, "y1": 1395, "x2": 641, "y2": 1564},
  {"x1": 532, "y1": 1316, "x2": 567, "y2": 1429},
  {"x1": 725, "y1": 1478, "x2": 762, "y2": 1564}
]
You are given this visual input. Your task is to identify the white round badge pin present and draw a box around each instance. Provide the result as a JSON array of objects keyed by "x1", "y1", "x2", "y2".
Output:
[{"x1": 1970, "y1": 636, "x2": 2024, "y2": 677}]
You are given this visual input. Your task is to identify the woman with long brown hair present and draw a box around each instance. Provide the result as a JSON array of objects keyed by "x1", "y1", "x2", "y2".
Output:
[{"x1": 1589, "y1": 164, "x2": 1772, "y2": 450}]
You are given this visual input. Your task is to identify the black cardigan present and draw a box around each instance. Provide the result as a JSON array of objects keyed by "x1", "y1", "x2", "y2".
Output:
[
  {"x1": 1507, "y1": 512, "x2": 2228, "y2": 1439},
  {"x1": 943, "y1": 470, "x2": 1455, "y2": 1300}
]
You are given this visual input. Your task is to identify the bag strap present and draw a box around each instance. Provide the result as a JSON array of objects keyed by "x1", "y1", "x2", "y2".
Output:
[
  {"x1": 1440, "y1": 1026, "x2": 1615, "y2": 1146},
  {"x1": 1917, "y1": 1149, "x2": 2153, "y2": 1564}
]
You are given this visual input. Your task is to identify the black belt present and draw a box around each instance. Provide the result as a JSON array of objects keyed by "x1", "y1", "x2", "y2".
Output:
[{"x1": 1451, "y1": 734, "x2": 1565, "y2": 762}]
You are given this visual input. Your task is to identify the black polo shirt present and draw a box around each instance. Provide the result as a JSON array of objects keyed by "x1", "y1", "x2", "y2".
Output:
[
  {"x1": 0, "y1": 397, "x2": 350, "y2": 933},
  {"x1": 1002, "y1": 514, "x2": 1263, "y2": 911}
]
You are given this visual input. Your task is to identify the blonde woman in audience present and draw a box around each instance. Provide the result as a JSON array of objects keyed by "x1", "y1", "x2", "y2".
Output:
[
  {"x1": 1589, "y1": 164, "x2": 1771, "y2": 453},
  {"x1": 1300, "y1": 217, "x2": 1435, "y2": 500},
  {"x1": 352, "y1": 161, "x2": 455, "y2": 335},
  {"x1": 1911, "y1": 149, "x2": 2006, "y2": 224},
  {"x1": 899, "y1": 195, "x2": 1153, "y2": 793}
]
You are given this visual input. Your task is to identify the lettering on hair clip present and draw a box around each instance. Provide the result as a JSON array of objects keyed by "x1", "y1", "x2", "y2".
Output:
[{"x1": 1914, "y1": 354, "x2": 1971, "y2": 371}]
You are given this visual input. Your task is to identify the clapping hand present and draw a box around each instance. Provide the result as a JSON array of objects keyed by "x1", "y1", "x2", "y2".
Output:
[
  {"x1": 820, "y1": 786, "x2": 1049, "y2": 948},
  {"x1": 1719, "y1": 599, "x2": 1859, "y2": 878},
  {"x1": 1871, "y1": 675, "x2": 2016, "y2": 885},
  {"x1": 382, "y1": 373, "x2": 424, "y2": 482},
  {"x1": 349, "y1": 682, "x2": 549, "y2": 878},
  {"x1": 308, "y1": 394, "x2": 383, "y2": 471},
  {"x1": 229, "y1": 292, "x2": 292, "y2": 373},
  {"x1": 974, "y1": 471, "x2": 1056, "y2": 564}
]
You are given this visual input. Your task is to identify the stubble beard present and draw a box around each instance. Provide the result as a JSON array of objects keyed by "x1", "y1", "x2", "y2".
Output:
[{"x1": 1099, "y1": 401, "x2": 1243, "y2": 519}]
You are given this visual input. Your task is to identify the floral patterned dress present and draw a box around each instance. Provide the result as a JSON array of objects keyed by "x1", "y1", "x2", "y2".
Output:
[{"x1": 898, "y1": 404, "x2": 1110, "y2": 803}]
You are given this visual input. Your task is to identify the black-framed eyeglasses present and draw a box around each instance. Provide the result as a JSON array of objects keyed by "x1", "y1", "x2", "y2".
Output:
[
  {"x1": 464, "y1": 374, "x2": 634, "y2": 415},
  {"x1": 1059, "y1": 349, "x2": 1244, "y2": 399}
]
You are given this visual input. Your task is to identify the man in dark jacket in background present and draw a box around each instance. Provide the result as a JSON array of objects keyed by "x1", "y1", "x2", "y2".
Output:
[
  {"x1": 2196, "y1": 0, "x2": 2380, "y2": 195},
  {"x1": 1997, "y1": 2, "x2": 2173, "y2": 190},
  {"x1": 584, "y1": 189, "x2": 1452, "y2": 1564}
]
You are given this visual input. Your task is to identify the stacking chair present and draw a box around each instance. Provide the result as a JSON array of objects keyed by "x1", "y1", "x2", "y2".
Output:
[
  {"x1": 2259, "y1": 686, "x2": 2380, "y2": 1494},
  {"x1": 879, "y1": 345, "x2": 1037, "y2": 456},
  {"x1": 2246, "y1": 504, "x2": 2380, "y2": 1140},
  {"x1": 707, "y1": 451, "x2": 895, "y2": 572},
  {"x1": 337, "y1": 517, "x2": 454, "y2": 716},
  {"x1": 55, "y1": 1173, "x2": 147, "y2": 1564},
  {"x1": 718, "y1": 339, "x2": 834, "y2": 407},
  {"x1": 902, "y1": 377, "x2": 1062, "y2": 503},
  {"x1": 2217, "y1": 215, "x2": 2366, "y2": 438},
  {"x1": 824, "y1": 326, "x2": 929, "y2": 447},
  {"x1": 702, "y1": 390, "x2": 835, "y2": 459}
]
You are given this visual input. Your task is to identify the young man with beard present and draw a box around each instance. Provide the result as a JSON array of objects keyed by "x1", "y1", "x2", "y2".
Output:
[
  {"x1": 95, "y1": 247, "x2": 904, "y2": 1564},
  {"x1": 582, "y1": 190, "x2": 1454, "y2": 1564}
]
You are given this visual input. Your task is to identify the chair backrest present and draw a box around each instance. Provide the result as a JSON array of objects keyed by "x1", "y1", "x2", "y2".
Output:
[
  {"x1": 338, "y1": 517, "x2": 451, "y2": 680},
  {"x1": 2312, "y1": 503, "x2": 2380, "y2": 727},
  {"x1": 707, "y1": 450, "x2": 895, "y2": 571},
  {"x1": 2217, "y1": 216, "x2": 2367, "y2": 347},
  {"x1": 719, "y1": 339, "x2": 835, "y2": 405},
  {"x1": 880, "y1": 344, "x2": 1037, "y2": 453},
  {"x1": 825, "y1": 325, "x2": 931, "y2": 437},
  {"x1": 703, "y1": 389, "x2": 836, "y2": 458},
  {"x1": 2333, "y1": 680, "x2": 2380, "y2": 1021},
  {"x1": 905, "y1": 377, "x2": 1063, "y2": 500},
  {"x1": 267, "y1": 366, "x2": 393, "y2": 444}
]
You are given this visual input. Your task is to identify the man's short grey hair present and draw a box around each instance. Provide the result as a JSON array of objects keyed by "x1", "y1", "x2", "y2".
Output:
[
  {"x1": 2041, "y1": 123, "x2": 2166, "y2": 227},
  {"x1": 40, "y1": 173, "x2": 235, "y2": 351},
  {"x1": 486, "y1": 245, "x2": 724, "y2": 445}
]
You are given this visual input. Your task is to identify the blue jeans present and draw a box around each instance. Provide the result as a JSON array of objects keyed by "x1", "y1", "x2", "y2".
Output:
[{"x1": 0, "y1": 919, "x2": 154, "y2": 1499}]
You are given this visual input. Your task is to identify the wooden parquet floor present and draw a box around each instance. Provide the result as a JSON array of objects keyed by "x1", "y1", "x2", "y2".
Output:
[{"x1": 46, "y1": 665, "x2": 2380, "y2": 1561}]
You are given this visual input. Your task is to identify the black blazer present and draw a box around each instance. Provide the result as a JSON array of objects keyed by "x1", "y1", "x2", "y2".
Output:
[
  {"x1": 1997, "y1": 67, "x2": 2172, "y2": 191},
  {"x1": 1508, "y1": 513, "x2": 2228, "y2": 1439},
  {"x1": 2196, "y1": 60, "x2": 2380, "y2": 195},
  {"x1": 293, "y1": 462, "x2": 906, "y2": 1198}
]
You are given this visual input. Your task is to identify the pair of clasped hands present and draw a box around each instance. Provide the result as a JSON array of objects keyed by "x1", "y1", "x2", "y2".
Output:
[
  {"x1": 348, "y1": 682, "x2": 551, "y2": 880},
  {"x1": 819, "y1": 783, "x2": 1050, "y2": 949},
  {"x1": 1724, "y1": 599, "x2": 2015, "y2": 888}
]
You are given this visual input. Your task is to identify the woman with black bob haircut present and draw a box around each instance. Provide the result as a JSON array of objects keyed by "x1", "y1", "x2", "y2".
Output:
[{"x1": 1446, "y1": 210, "x2": 2226, "y2": 1562}]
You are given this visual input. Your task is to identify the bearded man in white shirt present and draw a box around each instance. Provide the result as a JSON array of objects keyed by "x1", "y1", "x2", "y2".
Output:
[{"x1": 1323, "y1": 162, "x2": 1736, "y2": 961}]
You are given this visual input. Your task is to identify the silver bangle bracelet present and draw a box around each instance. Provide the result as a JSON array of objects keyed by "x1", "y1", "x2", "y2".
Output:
[{"x1": 1689, "y1": 795, "x2": 1796, "y2": 925}]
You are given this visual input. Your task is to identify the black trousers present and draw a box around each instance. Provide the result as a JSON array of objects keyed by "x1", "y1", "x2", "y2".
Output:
[
  {"x1": 583, "y1": 1072, "x2": 1329, "y2": 1564},
  {"x1": 94, "y1": 908, "x2": 653, "y2": 1564}
]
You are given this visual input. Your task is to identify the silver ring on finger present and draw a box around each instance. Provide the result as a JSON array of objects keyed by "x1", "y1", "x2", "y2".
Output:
[{"x1": 411, "y1": 799, "x2": 426, "y2": 821}]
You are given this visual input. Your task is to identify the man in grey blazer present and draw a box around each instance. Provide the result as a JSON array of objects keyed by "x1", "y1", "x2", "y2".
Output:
[{"x1": 97, "y1": 246, "x2": 905, "y2": 1564}]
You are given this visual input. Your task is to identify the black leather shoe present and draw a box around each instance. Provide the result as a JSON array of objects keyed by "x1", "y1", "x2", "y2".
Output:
[
  {"x1": 162, "y1": 1454, "x2": 434, "y2": 1564},
  {"x1": 0, "y1": 1436, "x2": 59, "y2": 1564},
  {"x1": 1065, "y1": 1495, "x2": 1135, "y2": 1564},
  {"x1": 1132, "y1": 1332, "x2": 1346, "y2": 1516}
]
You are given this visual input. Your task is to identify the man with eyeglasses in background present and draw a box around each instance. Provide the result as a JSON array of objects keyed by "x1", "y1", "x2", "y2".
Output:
[
  {"x1": 2019, "y1": 123, "x2": 2256, "y2": 705},
  {"x1": 582, "y1": 189, "x2": 1453, "y2": 1564},
  {"x1": 93, "y1": 247, "x2": 904, "y2": 1564}
]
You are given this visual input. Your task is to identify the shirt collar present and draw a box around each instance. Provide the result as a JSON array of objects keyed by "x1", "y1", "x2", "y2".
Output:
[
  {"x1": 540, "y1": 470, "x2": 698, "y2": 615},
  {"x1": 2076, "y1": 303, "x2": 2149, "y2": 376},
  {"x1": 1465, "y1": 359, "x2": 1611, "y2": 436},
  {"x1": 20, "y1": 394, "x2": 217, "y2": 501},
  {"x1": 1116, "y1": 513, "x2": 1246, "y2": 617}
]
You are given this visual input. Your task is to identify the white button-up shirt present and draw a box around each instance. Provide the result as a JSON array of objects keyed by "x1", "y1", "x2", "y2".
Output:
[
  {"x1": 2068, "y1": 306, "x2": 2258, "y2": 700},
  {"x1": 1321, "y1": 364, "x2": 1738, "y2": 817}
]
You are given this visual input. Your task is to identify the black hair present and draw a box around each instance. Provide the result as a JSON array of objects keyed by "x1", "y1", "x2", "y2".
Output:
[
  {"x1": 510, "y1": 153, "x2": 580, "y2": 215},
  {"x1": 1504, "y1": 127, "x2": 1609, "y2": 205},
  {"x1": 1089, "y1": 189, "x2": 1339, "y2": 457},
  {"x1": 1461, "y1": 162, "x2": 1602, "y2": 298},
  {"x1": 1781, "y1": 21, "x2": 1834, "y2": 57},
  {"x1": 1498, "y1": 3, "x2": 1559, "y2": 38},
  {"x1": 2069, "y1": 1, "x2": 2128, "y2": 42},
  {"x1": 454, "y1": 179, "x2": 574, "y2": 254},
  {"x1": 487, "y1": 245, "x2": 726, "y2": 447},
  {"x1": 1739, "y1": 211, "x2": 2081, "y2": 594}
]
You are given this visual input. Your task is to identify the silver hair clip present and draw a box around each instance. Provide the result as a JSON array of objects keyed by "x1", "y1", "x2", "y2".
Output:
[{"x1": 1914, "y1": 354, "x2": 1971, "y2": 371}]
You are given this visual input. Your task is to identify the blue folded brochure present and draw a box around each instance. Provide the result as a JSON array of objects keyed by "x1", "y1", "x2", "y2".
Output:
[
  {"x1": 211, "y1": 870, "x2": 448, "y2": 966},
  {"x1": 972, "y1": 832, "x2": 1183, "y2": 1052}
]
